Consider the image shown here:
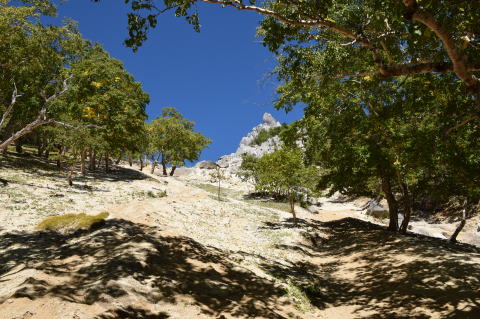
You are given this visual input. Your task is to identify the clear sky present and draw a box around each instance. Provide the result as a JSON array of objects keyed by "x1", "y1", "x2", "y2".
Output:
[{"x1": 47, "y1": 0, "x2": 304, "y2": 162}]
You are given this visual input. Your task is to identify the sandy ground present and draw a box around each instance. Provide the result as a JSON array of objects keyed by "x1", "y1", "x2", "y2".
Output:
[{"x1": 1, "y1": 155, "x2": 480, "y2": 318}]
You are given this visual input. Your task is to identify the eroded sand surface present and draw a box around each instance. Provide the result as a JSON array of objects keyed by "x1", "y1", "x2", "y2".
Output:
[{"x1": 1, "y1": 160, "x2": 479, "y2": 318}]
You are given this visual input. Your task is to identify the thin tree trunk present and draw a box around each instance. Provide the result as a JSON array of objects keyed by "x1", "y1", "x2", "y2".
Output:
[
  {"x1": 382, "y1": 176, "x2": 399, "y2": 231},
  {"x1": 80, "y1": 149, "x2": 86, "y2": 176},
  {"x1": 67, "y1": 163, "x2": 74, "y2": 186},
  {"x1": 161, "y1": 155, "x2": 167, "y2": 176},
  {"x1": 89, "y1": 149, "x2": 96, "y2": 171},
  {"x1": 37, "y1": 136, "x2": 44, "y2": 157},
  {"x1": 115, "y1": 155, "x2": 122, "y2": 165},
  {"x1": 290, "y1": 196, "x2": 297, "y2": 225},
  {"x1": 15, "y1": 142, "x2": 23, "y2": 154},
  {"x1": 56, "y1": 145, "x2": 63, "y2": 168},
  {"x1": 105, "y1": 154, "x2": 109, "y2": 172},
  {"x1": 139, "y1": 156, "x2": 144, "y2": 171},
  {"x1": 128, "y1": 155, "x2": 133, "y2": 167},
  {"x1": 450, "y1": 209, "x2": 467, "y2": 243},
  {"x1": 150, "y1": 161, "x2": 156, "y2": 174},
  {"x1": 170, "y1": 165, "x2": 176, "y2": 176},
  {"x1": 151, "y1": 154, "x2": 160, "y2": 174},
  {"x1": 399, "y1": 182, "x2": 412, "y2": 234}
]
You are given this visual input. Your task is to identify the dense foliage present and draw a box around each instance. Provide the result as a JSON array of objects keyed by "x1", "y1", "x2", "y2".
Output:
[
  {"x1": 239, "y1": 147, "x2": 319, "y2": 224},
  {"x1": 147, "y1": 107, "x2": 211, "y2": 176},
  {"x1": 0, "y1": 2, "x2": 210, "y2": 185},
  {"x1": 251, "y1": 123, "x2": 288, "y2": 146}
]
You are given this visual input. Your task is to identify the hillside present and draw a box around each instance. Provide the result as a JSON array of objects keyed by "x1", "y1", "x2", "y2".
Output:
[{"x1": 1, "y1": 149, "x2": 480, "y2": 319}]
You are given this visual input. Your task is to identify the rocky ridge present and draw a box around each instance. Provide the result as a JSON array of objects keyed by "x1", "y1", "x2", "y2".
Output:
[{"x1": 215, "y1": 112, "x2": 281, "y2": 174}]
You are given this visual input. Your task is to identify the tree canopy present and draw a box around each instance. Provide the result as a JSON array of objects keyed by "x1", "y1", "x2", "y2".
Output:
[{"x1": 147, "y1": 107, "x2": 211, "y2": 176}]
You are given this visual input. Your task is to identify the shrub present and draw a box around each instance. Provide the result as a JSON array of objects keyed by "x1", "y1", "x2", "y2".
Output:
[
  {"x1": 36, "y1": 212, "x2": 109, "y2": 231},
  {"x1": 251, "y1": 123, "x2": 288, "y2": 146}
]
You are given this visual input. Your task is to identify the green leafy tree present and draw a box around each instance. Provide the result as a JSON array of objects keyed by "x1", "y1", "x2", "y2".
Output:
[
  {"x1": 147, "y1": 107, "x2": 211, "y2": 176},
  {"x1": 0, "y1": 3, "x2": 84, "y2": 151},
  {"x1": 282, "y1": 71, "x2": 480, "y2": 233},
  {"x1": 53, "y1": 43, "x2": 149, "y2": 172},
  {"x1": 105, "y1": 0, "x2": 480, "y2": 99},
  {"x1": 253, "y1": 147, "x2": 319, "y2": 225}
]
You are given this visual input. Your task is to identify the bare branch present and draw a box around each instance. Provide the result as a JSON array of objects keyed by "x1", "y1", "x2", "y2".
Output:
[
  {"x1": 340, "y1": 39, "x2": 357, "y2": 46},
  {"x1": 47, "y1": 120, "x2": 101, "y2": 130},
  {"x1": 0, "y1": 83, "x2": 23, "y2": 131},
  {"x1": 0, "y1": 76, "x2": 75, "y2": 151},
  {"x1": 335, "y1": 61, "x2": 480, "y2": 79},
  {"x1": 445, "y1": 113, "x2": 480, "y2": 135}
]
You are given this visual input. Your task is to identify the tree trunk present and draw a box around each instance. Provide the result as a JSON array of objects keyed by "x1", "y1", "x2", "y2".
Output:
[
  {"x1": 115, "y1": 155, "x2": 122, "y2": 165},
  {"x1": 80, "y1": 149, "x2": 86, "y2": 176},
  {"x1": 67, "y1": 164, "x2": 74, "y2": 186},
  {"x1": 170, "y1": 165, "x2": 176, "y2": 176},
  {"x1": 15, "y1": 142, "x2": 23, "y2": 154},
  {"x1": 105, "y1": 154, "x2": 109, "y2": 172},
  {"x1": 139, "y1": 156, "x2": 144, "y2": 171},
  {"x1": 382, "y1": 176, "x2": 399, "y2": 231},
  {"x1": 161, "y1": 157, "x2": 167, "y2": 176},
  {"x1": 37, "y1": 136, "x2": 44, "y2": 157},
  {"x1": 89, "y1": 149, "x2": 95, "y2": 171},
  {"x1": 128, "y1": 156, "x2": 133, "y2": 167},
  {"x1": 56, "y1": 145, "x2": 63, "y2": 168},
  {"x1": 290, "y1": 196, "x2": 297, "y2": 225},
  {"x1": 44, "y1": 148, "x2": 49, "y2": 159},
  {"x1": 150, "y1": 161, "x2": 157, "y2": 174},
  {"x1": 399, "y1": 182, "x2": 412, "y2": 234},
  {"x1": 449, "y1": 209, "x2": 467, "y2": 243}
]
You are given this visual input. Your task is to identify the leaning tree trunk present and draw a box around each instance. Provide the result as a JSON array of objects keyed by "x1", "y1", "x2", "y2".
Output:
[
  {"x1": 450, "y1": 209, "x2": 467, "y2": 243},
  {"x1": 399, "y1": 182, "x2": 412, "y2": 234},
  {"x1": 382, "y1": 176, "x2": 399, "y2": 231},
  {"x1": 115, "y1": 155, "x2": 122, "y2": 165},
  {"x1": 170, "y1": 165, "x2": 176, "y2": 176}
]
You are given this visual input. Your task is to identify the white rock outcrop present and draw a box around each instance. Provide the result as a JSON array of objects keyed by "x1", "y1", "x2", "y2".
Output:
[{"x1": 216, "y1": 113, "x2": 281, "y2": 174}]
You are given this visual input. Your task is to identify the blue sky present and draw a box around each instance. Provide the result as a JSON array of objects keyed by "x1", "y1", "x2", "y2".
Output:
[{"x1": 47, "y1": 0, "x2": 304, "y2": 162}]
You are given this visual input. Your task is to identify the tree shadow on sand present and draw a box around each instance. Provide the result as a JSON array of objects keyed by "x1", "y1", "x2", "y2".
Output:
[
  {"x1": 96, "y1": 306, "x2": 170, "y2": 319},
  {"x1": 1, "y1": 150, "x2": 152, "y2": 184},
  {"x1": 0, "y1": 219, "x2": 292, "y2": 318},
  {"x1": 261, "y1": 217, "x2": 480, "y2": 318}
]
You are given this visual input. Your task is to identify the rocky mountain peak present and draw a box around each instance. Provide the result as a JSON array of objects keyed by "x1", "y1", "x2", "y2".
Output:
[{"x1": 215, "y1": 113, "x2": 281, "y2": 173}]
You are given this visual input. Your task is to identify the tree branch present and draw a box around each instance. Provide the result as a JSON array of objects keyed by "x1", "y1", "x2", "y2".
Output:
[
  {"x1": 201, "y1": 0, "x2": 368, "y2": 45},
  {"x1": 335, "y1": 61, "x2": 480, "y2": 79},
  {"x1": 0, "y1": 82, "x2": 22, "y2": 131},
  {"x1": 0, "y1": 76, "x2": 74, "y2": 151},
  {"x1": 403, "y1": 0, "x2": 480, "y2": 92}
]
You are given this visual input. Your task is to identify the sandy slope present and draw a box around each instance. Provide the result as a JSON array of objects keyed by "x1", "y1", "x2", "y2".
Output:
[{"x1": 1, "y1": 160, "x2": 480, "y2": 318}]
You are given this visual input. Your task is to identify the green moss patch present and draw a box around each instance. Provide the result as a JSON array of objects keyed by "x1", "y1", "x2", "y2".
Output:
[{"x1": 36, "y1": 212, "x2": 109, "y2": 231}]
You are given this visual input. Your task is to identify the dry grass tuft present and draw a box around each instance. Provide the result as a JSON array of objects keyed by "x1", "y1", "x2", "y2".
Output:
[{"x1": 36, "y1": 212, "x2": 109, "y2": 231}]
